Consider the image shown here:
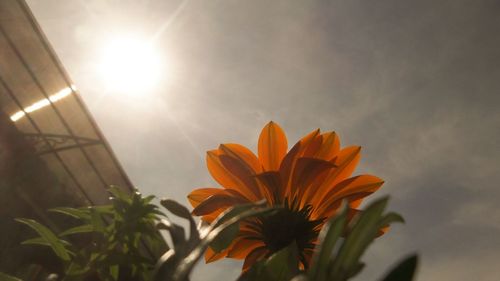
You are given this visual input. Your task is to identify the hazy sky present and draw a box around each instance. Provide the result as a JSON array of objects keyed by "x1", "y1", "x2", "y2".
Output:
[{"x1": 26, "y1": 1, "x2": 500, "y2": 280}]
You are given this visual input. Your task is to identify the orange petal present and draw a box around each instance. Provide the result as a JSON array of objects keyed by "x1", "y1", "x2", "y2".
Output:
[
  {"x1": 315, "y1": 132, "x2": 340, "y2": 160},
  {"x1": 198, "y1": 190, "x2": 249, "y2": 223},
  {"x1": 242, "y1": 246, "x2": 268, "y2": 271},
  {"x1": 202, "y1": 208, "x2": 223, "y2": 223},
  {"x1": 258, "y1": 121, "x2": 288, "y2": 171},
  {"x1": 227, "y1": 239, "x2": 265, "y2": 259},
  {"x1": 192, "y1": 193, "x2": 247, "y2": 216},
  {"x1": 331, "y1": 146, "x2": 361, "y2": 183},
  {"x1": 315, "y1": 146, "x2": 361, "y2": 199},
  {"x1": 314, "y1": 175, "x2": 383, "y2": 219},
  {"x1": 301, "y1": 132, "x2": 323, "y2": 158},
  {"x1": 205, "y1": 246, "x2": 229, "y2": 263},
  {"x1": 220, "y1": 143, "x2": 262, "y2": 173},
  {"x1": 254, "y1": 171, "x2": 282, "y2": 204},
  {"x1": 219, "y1": 155, "x2": 262, "y2": 201},
  {"x1": 289, "y1": 157, "x2": 335, "y2": 204},
  {"x1": 206, "y1": 150, "x2": 243, "y2": 190},
  {"x1": 312, "y1": 199, "x2": 342, "y2": 220},
  {"x1": 240, "y1": 219, "x2": 262, "y2": 233},
  {"x1": 299, "y1": 128, "x2": 321, "y2": 150},
  {"x1": 280, "y1": 129, "x2": 319, "y2": 196},
  {"x1": 279, "y1": 141, "x2": 302, "y2": 197},
  {"x1": 377, "y1": 225, "x2": 390, "y2": 236},
  {"x1": 187, "y1": 188, "x2": 223, "y2": 208},
  {"x1": 334, "y1": 175, "x2": 383, "y2": 200},
  {"x1": 313, "y1": 192, "x2": 370, "y2": 219},
  {"x1": 349, "y1": 196, "x2": 364, "y2": 209}
]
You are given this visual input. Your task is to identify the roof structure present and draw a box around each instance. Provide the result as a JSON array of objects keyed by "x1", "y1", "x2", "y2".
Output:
[
  {"x1": 0, "y1": 0, "x2": 134, "y2": 206},
  {"x1": 0, "y1": 0, "x2": 158, "y2": 273}
]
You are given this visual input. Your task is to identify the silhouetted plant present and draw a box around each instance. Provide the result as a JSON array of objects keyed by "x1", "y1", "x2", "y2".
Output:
[
  {"x1": 11, "y1": 191, "x2": 416, "y2": 281},
  {"x1": 15, "y1": 187, "x2": 165, "y2": 281}
]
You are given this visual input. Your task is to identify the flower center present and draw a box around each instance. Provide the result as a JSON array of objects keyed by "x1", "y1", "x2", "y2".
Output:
[{"x1": 248, "y1": 199, "x2": 324, "y2": 267}]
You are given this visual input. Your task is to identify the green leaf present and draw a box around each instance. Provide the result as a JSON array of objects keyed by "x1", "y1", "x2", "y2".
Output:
[
  {"x1": 160, "y1": 199, "x2": 191, "y2": 220},
  {"x1": 110, "y1": 265, "x2": 119, "y2": 281},
  {"x1": 108, "y1": 186, "x2": 132, "y2": 204},
  {"x1": 264, "y1": 242, "x2": 300, "y2": 281},
  {"x1": 380, "y1": 255, "x2": 418, "y2": 281},
  {"x1": 16, "y1": 218, "x2": 71, "y2": 261},
  {"x1": 161, "y1": 199, "x2": 199, "y2": 244},
  {"x1": 308, "y1": 203, "x2": 348, "y2": 281},
  {"x1": 65, "y1": 262, "x2": 91, "y2": 276},
  {"x1": 208, "y1": 221, "x2": 239, "y2": 253},
  {"x1": 59, "y1": 224, "x2": 94, "y2": 236},
  {"x1": 22, "y1": 237, "x2": 72, "y2": 248},
  {"x1": 378, "y1": 212, "x2": 405, "y2": 228},
  {"x1": 0, "y1": 272, "x2": 23, "y2": 281},
  {"x1": 157, "y1": 219, "x2": 187, "y2": 251},
  {"x1": 210, "y1": 199, "x2": 268, "y2": 230},
  {"x1": 237, "y1": 260, "x2": 266, "y2": 281},
  {"x1": 90, "y1": 205, "x2": 114, "y2": 215},
  {"x1": 89, "y1": 207, "x2": 106, "y2": 233},
  {"x1": 144, "y1": 195, "x2": 156, "y2": 204},
  {"x1": 239, "y1": 242, "x2": 300, "y2": 281},
  {"x1": 49, "y1": 207, "x2": 91, "y2": 220},
  {"x1": 173, "y1": 204, "x2": 275, "y2": 281},
  {"x1": 329, "y1": 197, "x2": 389, "y2": 279},
  {"x1": 152, "y1": 249, "x2": 176, "y2": 280},
  {"x1": 21, "y1": 237, "x2": 52, "y2": 247}
]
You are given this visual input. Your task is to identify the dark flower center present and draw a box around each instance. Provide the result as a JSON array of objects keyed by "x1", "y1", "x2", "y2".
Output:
[{"x1": 247, "y1": 198, "x2": 324, "y2": 268}]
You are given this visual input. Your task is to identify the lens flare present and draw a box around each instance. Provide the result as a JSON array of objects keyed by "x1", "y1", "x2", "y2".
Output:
[{"x1": 98, "y1": 36, "x2": 164, "y2": 95}]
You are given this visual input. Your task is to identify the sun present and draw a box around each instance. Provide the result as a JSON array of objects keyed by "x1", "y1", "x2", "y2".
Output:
[{"x1": 98, "y1": 35, "x2": 164, "y2": 95}]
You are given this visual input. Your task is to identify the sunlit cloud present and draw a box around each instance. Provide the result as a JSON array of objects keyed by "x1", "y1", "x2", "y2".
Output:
[{"x1": 10, "y1": 85, "x2": 76, "y2": 122}]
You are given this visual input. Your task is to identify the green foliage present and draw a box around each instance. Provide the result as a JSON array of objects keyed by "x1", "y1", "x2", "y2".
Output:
[
  {"x1": 208, "y1": 200, "x2": 273, "y2": 253},
  {"x1": 380, "y1": 255, "x2": 418, "y2": 281},
  {"x1": 11, "y1": 189, "x2": 417, "y2": 281},
  {"x1": 154, "y1": 199, "x2": 276, "y2": 281},
  {"x1": 0, "y1": 272, "x2": 23, "y2": 281},
  {"x1": 15, "y1": 218, "x2": 72, "y2": 261},
  {"x1": 16, "y1": 187, "x2": 166, "y2": 281},
  {"x1": 243, "y1": 197, "x2": 416, "y2": 281},
  {"x1": 327, "y1": 198, "x2": 404, "y2": 280},
  {"x1": 307, "y1": 205, "x2": 349, "y2": 281},
  {"x1": 238, "y1": 243, "x2": 300, "y2": 281}
]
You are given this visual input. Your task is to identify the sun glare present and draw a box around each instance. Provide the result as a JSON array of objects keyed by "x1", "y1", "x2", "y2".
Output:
[{"x1": 98, "y1": 36, "x2": 164, "y2": 95}]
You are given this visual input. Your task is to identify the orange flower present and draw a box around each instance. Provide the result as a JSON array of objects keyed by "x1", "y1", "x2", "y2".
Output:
[{"x1": 188, "y1": 121, "x2": 384, "y2": 270}]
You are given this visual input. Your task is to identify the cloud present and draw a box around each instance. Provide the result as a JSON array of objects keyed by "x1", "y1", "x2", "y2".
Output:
[
  {"x1": 453, "y1": 200, "x2": 500, "y2": 232},
  {"x1": 419, "y1": 251, "x2": 500, "y2": 281}
]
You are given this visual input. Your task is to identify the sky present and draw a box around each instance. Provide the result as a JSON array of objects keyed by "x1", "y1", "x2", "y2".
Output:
[{"x1": 26, "y1": 1, "x2": 500, "y2": 280}]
